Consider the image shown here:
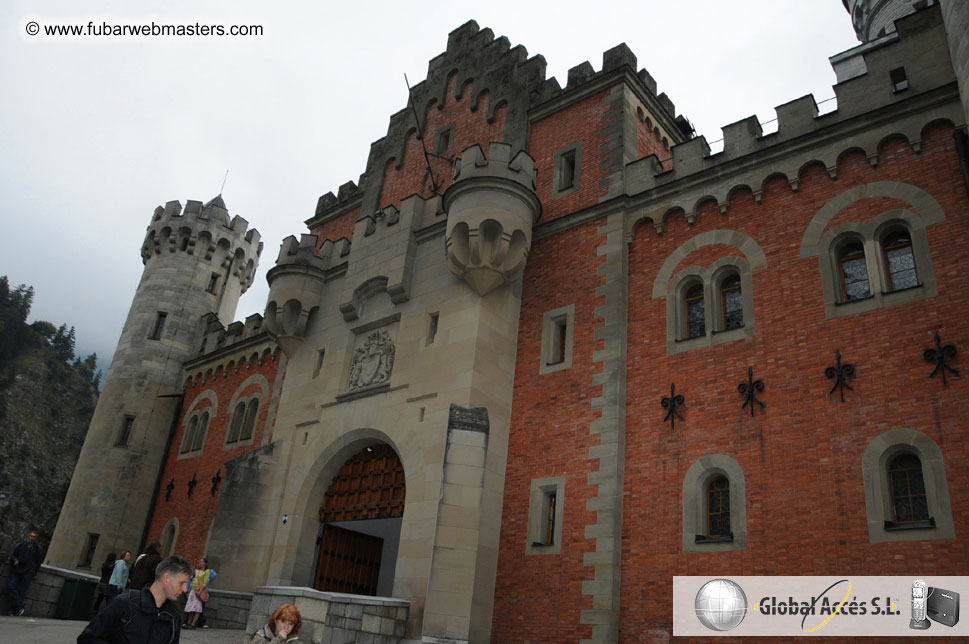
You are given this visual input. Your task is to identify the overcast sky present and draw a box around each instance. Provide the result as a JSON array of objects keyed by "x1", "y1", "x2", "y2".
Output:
[{"x1": 1, "y1": 1, "x2": 860, "y2": 377}]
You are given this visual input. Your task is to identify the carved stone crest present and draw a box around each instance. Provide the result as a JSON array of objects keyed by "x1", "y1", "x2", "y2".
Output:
[{"x1": 347, "y1": 329, "x2": 396, "y2": 390}]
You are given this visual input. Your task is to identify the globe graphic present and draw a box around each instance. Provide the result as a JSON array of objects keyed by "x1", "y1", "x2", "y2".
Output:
[{"x1": 694, "y1": 579, "x2": 748, "y2": 631}]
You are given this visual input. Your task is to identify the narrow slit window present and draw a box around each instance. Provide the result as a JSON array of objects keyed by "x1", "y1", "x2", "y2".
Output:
[
  {"x1": 206, "y1": 273, "x2": 220, "y2": 294},
  {"x1": 435, "y1": 128, "x2": 452, "y2": 155},
  {"x1": 149, "y1": 312, "x2": 167, "y2": 340},
  {"x1": 313, "y1": 348, "x2": 326, "y2": 379},
  {"x1": 547, "y1": 316, "x2": 567, "y2": 365},
  {"x1": 889, "y1": 67, "x2": 909, "y2": 92},
  {"x1": 560, "y1": 150, "x2": 576, "y2": 190},
  {"x1": 533, "y1": 490, "x2": 556, "y2": 546},
  {"x1": 79, "y1": 533, "x2": 99, "y2": 568},
  {"x1": 427, "y1": 312, "x2": 439, "y2": 346},
  {"x1": 115, "y1": 416, "x2": 134, "y2": 447}
]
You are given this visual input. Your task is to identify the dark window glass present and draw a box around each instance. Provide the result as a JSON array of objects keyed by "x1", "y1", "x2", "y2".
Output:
[
  {"x1": 686, "y1": 284, "x2": 705, "y2": 338},
  {"x1": 180, "y1": 417, "x2": 198, "y2": 454},
  {"x1": 116, "y1": 416, "x2": 134, "y2": 447},
  {"x1": 191, "y1": 412, "x2": 208, "y2": 452},
  {"x1": 838, "y1": 241, "x2": 870, "y2": 301},
  {"x1": 889, "y1": 453, "x2": 929, "y2": 523},
  {"x1": 720, "y1": 275, "x2": 743, "y2": 330},
  {"x1": 241, "y1": 400, "x2": 259, "y2": 441},
  {"x1": 227, "y1": 403, "x2": 245, "y2": 444},
  {"x1": 883, "y1": 231, "x2": 917, "y2": 291},
  {"x1": 707, "y1": 476, "x2": 730, "y2": 537}
]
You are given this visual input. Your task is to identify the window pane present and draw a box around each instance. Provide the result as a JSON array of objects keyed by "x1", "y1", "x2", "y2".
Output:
[
  {"x1": 891, "y1": 471, "x2": 908, "y2": 496},
  {"x1": 710, "y1": 494, "x2": 720, "y2": 513},
  {"x1": 723, "y1": 288, "x2": 743, "y2": 330},
  {"x1": 894, "y1": 499, "x2": 911, "y2": 521},
  {"x1": 841, "y1": 256, "x2": 870, "y2": 301},
  {"x1": 687, "y1": 285, "x2": 705, "y2": 338},
  {"x1": 908, "y1": 470, "x2": 925, "y2": 495},
  {"x1": 912, "y1": 497, "x2": 929, "y2": 521},
  {"x1": 887, "y1": 245, "x2": 917, "y2": 290}
]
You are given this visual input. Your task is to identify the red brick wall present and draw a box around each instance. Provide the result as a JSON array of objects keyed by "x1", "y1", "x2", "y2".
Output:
[
  {"x1": 313, "y1": 206, "x2": 359, "y2": 251},
  {"x1": 495, "y1": 120, "x2": 969, "y2": 642},
  {"x1": 636, "y1": 112, "x2": 673, "y2": 171},
  {"x1": 530, "y1": 91, "x2": 612, "y2": 222},
  {"x1": 492, "y1": 221, "x2": 604, "y2": 643},
  {"x1": 378, "y1": 74, "x2": 507, "y2": 209},
  {"x1": 145, "y1": 348, "x2": 285, "y2": 562},
  {"x1": 619, "y1": 121, "x2": 969, "y2": 641}
]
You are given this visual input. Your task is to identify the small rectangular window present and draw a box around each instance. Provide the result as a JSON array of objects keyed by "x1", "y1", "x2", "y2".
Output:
[
  {"x1": 435, "y1": 128, "x2": 452, "y2": 155},
  {"x1": 890, "y1": 67, "x2": 908, "y2": 92},
  {"x1": 547, "y1": 316, "x2": 567, "y2": 365},
  {"x1": 540, "y1": 305, "x2": 574, "y2": 374},
  {"x1": 206, "y1": 273, "x2": 220, "y2": 294},
  {"x1": 115, "y1": 416, "x2": 134, "y2": 447},
  {"x1": 313, "y1": 348, "x2": 326, "y2": 379},
  {"x1": 560, "y1": 150, "x2": 576, "y2": 189},
  {"x1": 149, "y1": 312, "x2": 167, "y2": 340},
  {"x1": 527, "y1": 477, "x2": 564, "y2": 555},
  {"x1": 79, "y1": 533, "x2": 99, "y2": 567},
  {"x1": 426, "y1": 312, "x2": 439, "y2": 346}
]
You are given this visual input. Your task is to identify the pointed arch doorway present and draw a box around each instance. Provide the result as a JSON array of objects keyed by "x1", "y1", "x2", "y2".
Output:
[{"x1": 314, "y1": 443, "x2": 405, "y2": 596}]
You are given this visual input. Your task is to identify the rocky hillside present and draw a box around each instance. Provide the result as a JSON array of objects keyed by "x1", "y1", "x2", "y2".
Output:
[{"x1": 0, "y1": 276, "x2": 99, "y2": 559}]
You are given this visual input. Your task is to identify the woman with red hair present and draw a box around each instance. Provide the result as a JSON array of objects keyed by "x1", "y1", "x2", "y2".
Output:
[{"x1": 250, "y1": 604, "x2": 301, "y2": 643}]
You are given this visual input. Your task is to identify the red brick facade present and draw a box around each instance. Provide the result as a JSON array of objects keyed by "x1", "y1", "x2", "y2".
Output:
[{"x1": 145, "y1": 346, "x2": 284, "y2": 562}]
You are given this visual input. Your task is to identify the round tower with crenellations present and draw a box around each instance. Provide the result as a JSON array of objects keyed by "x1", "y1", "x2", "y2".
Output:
[
  {"x1": 842, "y1": 0, "x2": 924, "y2": 42},
  {"x1": 47, "y1": 195, "x2": 261, "y2": 570}
]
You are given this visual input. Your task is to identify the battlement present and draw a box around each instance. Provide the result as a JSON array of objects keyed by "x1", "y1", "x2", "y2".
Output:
[
  {"x1": 272, "y1": 233, "x2": 349, "y2": 273},
  {"x1": 451, "y1": 142, "x2": 538, "y2": 192},
  {"x1": 625, "y1": 3, "x2": 956, "y2": 200},
  {"x1": 141, "y1": 196, "x2": 263, "y2": 293},
  {"x1": 314, "y1": 181, "x2": 362, "y2": 220},
  {"x1": 195, "y1": 312, "x2": 267, "y2": 358}
]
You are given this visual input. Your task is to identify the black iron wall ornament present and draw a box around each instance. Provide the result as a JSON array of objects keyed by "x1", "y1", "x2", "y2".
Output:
[
  {"x1": 211, "y1": 469, "x2": 222, "y2": 496},
  {"x1": 825, "y1": 350, "x2": 855, "y2": 403},
  {"x1": 738, "y1": 367, "x2": 765, "y2": 416},
  {"x1": 164, "y1": 477, "x2": 175, "y2": 502},
  {"x1": 187, "y1": 472, "x2": 198, "y2": 499},
  {"x1": 661, "y1": 383, "x2": 685, "y2": 429},
  {"x1": 923, "y1": 331, "x2": 959, "y2": 387}
]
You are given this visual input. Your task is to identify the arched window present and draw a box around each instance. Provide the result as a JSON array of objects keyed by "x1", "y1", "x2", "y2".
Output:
[
  {"x1": 241, "y1": 399, "x2": 259, "y2": 441},
  {"x1": 190, "y1": 412, "x2": 209, "y2": 452},
  {"x1": 180, "y1": 416, "x2": 198, "y2": 454},
  {"x1": 227, "y1": 402, "x2": 245, "y2": 444},
  {"x1": 719, "y1": 274, "x2": 743, "y2": 330},
  {"x1": 707, "y1": 475, "x2": 730, "y2": 538},
  {"x1": 837, "y1": 239, "x2": 870, "y2": 301},
  {"x1": 685, "y1": 283, "x2": 705, "y2": 339},
  {"x1": 882, "y1": 230, "x2": 917, "y2": 291},
  {"x1": 889, "y1": 453, "x2": 929, "y2": 524}
]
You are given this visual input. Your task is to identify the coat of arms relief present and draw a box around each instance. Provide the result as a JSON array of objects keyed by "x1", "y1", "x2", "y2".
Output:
[{"x1": 347, "y1": 329, "x2": 396, "y2": 390}]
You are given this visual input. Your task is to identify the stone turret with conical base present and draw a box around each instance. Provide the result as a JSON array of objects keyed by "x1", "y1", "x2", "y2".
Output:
[{"x1": 47, "y1": 196, "x2": 261, "y2": 570}]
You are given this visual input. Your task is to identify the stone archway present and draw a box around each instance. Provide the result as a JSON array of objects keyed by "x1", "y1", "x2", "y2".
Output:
[{"x1": 313, "y1": 443, "x2": 405, "y2": 596}]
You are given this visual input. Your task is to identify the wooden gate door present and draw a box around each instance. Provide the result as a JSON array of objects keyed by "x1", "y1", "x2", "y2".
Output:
[{"x1": 314, "y1": 523, "x2": 383, "y2": 595}]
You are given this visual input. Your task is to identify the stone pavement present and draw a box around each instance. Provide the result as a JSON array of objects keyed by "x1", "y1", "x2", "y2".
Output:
[{"x1": 0, "y1": 615, "x2": 245, "y2": 644}]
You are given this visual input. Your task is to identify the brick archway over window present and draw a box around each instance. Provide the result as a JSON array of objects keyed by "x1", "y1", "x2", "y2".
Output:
[{"x1": 319, "y1": 443, "x2": 405, "y2": 522}]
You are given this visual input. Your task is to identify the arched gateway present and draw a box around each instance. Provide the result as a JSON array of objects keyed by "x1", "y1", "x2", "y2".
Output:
[{"x1": 313, "y1": 443, "x2": 405, "y2": 596}]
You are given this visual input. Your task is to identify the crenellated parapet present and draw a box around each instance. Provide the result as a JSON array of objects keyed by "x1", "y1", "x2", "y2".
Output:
[
  {"x1": 264, "y1": 233, "x2": 346, "y2": 356},
  {"x1": 195, "y1": 312, "x2": 267, "y2": 357},
  {"x1": 141, "y1": 195, "x2": 263, "y2": 293},
  {"x1": 624, "y1": 4, "x2": 962, "y2": 238},
  {"x1": 443, "y1": 142, "x2": 541, "y2": 296}
]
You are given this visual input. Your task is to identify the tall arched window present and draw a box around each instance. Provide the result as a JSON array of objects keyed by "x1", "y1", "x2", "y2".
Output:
[
  {"x1": 227, "y1": 402, "x2": 246, "y2": 444},
  {"x1": 838, "y1": 239, "x2": 870, "y2": 301},
  {"x1": 719, "y1": 274, "x2": 743, "y2": 330},
  {"x1": 685, "y1": 283, "x2": 705, "y2": 339},
  {"x1": 707, "y1": 476, "x2": 730, "y2": 538},
  {"x1": 180, "y1": 416, "x2": 198, "y2": 454},
  {"x1": 190, "y1": 412, "x2": 209, "y2": 452},
  {"x1": 241, "y1": 399, "x2": 259, "y2": 441},
  {"x1": 889, "y1": 453, "x2": 928, "y2": 524},
  {"x1": 882, "y1": 230, "x2": 917, "y2": 291}
]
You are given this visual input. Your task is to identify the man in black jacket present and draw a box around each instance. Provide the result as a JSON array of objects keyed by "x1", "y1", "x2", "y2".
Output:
[
  {"x1": 7, "y1": 530, "x2": 43, "y2": 616},
  {"x1": 78, "y1": 555, "x2": 192, "y2": 644}
]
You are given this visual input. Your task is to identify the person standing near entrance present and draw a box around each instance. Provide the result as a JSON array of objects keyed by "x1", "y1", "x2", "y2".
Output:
[
  {"x1": 6, "y1": 530, "x2": 44, "y2": 616},
  {"x1": 128, "y1": 541, "x2": 162, "y2": 590},
  {"x1": 108, "y1": 550, "x2": 131, "y2": 597}
]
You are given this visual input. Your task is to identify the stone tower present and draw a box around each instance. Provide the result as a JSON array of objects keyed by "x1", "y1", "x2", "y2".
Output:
[
  {"x1": 47, "y1": 196, "x2": 261, "y2": 570},
  {"x1": 842, "y1": 0, "x2": 924, "y2": 42}
]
